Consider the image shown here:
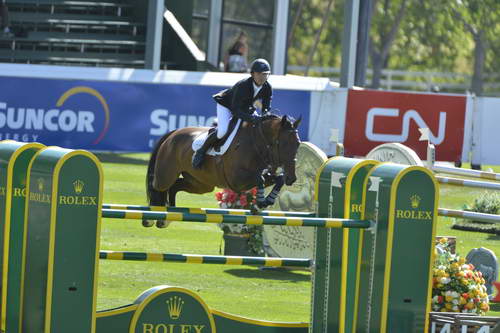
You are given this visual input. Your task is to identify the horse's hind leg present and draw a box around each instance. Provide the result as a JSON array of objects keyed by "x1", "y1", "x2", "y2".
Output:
[
  {"x1": 169, "y1": 173, "x2": 215, "y2": 205},
  {"x1": 142, "y1": 188, "x2": 168, "y2": 227},
  {"x1": 154, "y1": 175, "x2": 214, "y2": 228}
]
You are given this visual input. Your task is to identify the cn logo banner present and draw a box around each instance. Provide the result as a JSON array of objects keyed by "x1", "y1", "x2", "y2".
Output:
[{"x1": 344, "y1": 89, "x2": 467, "y2": 161}]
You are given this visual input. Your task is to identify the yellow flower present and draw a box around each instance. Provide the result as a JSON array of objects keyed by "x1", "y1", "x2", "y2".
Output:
[
  {"x1": 458, "y1": 257, "x2": 466, "y2": 265},
  {"x1": 439, "y1": 238, "x2": 448, "y2": 244},
  {"x1": 459, "y1": 297, "x2": 466, "y2": 305},
  {"x1": 445, "y1": 303, "x2": 453, "y2": 310},
  {"x1": 480, "y1": 303, "x2": 490, "y2": 312}
]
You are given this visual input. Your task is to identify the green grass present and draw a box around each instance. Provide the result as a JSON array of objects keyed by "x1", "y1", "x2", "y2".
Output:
[{"x1": 96, "y1": 154, "x2": 500, "y2": 321}]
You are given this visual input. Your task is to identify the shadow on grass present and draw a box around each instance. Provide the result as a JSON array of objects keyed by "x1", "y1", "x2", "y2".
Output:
[
  {"x1": 487, "y1": 234, "x2": 500, "y2": 241},
  {"x1": 223, "y1": 267, "x2": 310, "y2": 282},
  {"x1": 94, "y1": 153, "x2": 149, "y2": 165}
]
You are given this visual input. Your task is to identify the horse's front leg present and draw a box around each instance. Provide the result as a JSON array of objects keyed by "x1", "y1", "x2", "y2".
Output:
[{"x1": 255, "y1": 172, "x2": 285, "y2": 209}]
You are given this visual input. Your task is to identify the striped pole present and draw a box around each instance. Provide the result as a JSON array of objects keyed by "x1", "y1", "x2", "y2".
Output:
[
  {"x1": 99, "y1": 251, "x2": 312, "y2": 268},
  {"x1": 433, "y1": 165, "x2": 500, "y2": 181},
  {"x1": 102, "y1": 204, "x2": 316, "y2": 218},
  {"x1": 101, "y1": 209, "x2": 372, "y2": 228},
  {"x1": 436, "y1": 176, "x2": 500, "y2": 191},
  {"x1": 438, "y1": 208, "x2": 500, "y2": 223}
]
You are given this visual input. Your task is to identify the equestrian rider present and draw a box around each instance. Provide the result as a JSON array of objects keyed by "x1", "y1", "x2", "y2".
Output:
[{"x1": 192, "y1": 58, "x2": 273, "y2": 169}]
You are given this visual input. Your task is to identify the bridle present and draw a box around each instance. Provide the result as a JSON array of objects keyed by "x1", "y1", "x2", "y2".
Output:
[{"x1": 252, "y1": 117, "x2": 298, "y2": 172}]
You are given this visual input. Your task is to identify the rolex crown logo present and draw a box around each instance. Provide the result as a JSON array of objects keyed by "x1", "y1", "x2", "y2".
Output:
[
  {"x1": 166, "y1": 296, "x2": 184, "y2": 320},
  {"x1": 37, "y1": 178, "x2": 44, "y2": 192},
  {"x1": 410, "y1": 194, "x2": 421, "y2": 209},
  {"x1": 73, "y1": 180, "x2": 84, "y2": 194}
]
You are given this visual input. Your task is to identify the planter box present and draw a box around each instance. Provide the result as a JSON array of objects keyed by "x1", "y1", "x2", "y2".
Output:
[{"x1": 223, "y1": 233, "x2": 256, "y2": 257}]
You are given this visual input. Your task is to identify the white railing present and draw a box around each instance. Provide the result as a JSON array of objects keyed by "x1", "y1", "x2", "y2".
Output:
[{"x1": 287, "y1": 65, "x2": 500, "y2": 96}]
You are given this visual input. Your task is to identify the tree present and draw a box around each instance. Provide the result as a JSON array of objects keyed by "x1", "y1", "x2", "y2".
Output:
[
  {"x1": 368, "y1": 0, "x2": 411, "y2": 89},
  {"x1": 449, "y1": 0, "x2": 500, "y2": 96}
]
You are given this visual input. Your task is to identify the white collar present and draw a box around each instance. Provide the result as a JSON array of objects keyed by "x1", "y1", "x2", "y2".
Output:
[{"x1": 253, "y1": 81, "x2": 263, "y2": 97}]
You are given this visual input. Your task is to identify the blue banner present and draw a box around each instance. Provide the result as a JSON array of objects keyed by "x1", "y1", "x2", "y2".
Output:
[{"x1": 0, "y1": 76, "x2": 310, "y2": 152}]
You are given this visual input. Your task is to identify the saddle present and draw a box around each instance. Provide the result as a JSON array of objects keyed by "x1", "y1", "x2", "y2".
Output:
[
  {"x1": 192, "y1": 117, "x2": 241, "y2": 156},
  {"x1": 211, "y1": 117, "x2": 239, "y2": 152}
]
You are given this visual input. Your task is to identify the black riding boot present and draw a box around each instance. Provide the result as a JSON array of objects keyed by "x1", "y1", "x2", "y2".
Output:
[{"x1": 192, "y1": 130, "x2": 219, "y2": 169}]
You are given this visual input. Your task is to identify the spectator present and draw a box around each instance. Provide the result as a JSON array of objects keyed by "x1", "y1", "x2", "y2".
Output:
[
  {"x1": 0, "y1": 0, "x2": 13, "y2": 38},
  {"x1": 224, "y1": 31, "x2": 248, "y2": 73}
]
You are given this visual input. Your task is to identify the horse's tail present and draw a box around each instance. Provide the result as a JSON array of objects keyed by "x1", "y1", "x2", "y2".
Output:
[{"x1": 146, "y1": 130, "x2": 176, "y2": 203}]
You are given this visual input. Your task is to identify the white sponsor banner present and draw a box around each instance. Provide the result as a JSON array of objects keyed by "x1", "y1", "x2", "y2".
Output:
[
  {"x1": 308, "y1": 88, "x2": 348, "y2": 156},
  {"x1": 472, "y1": 97, "x2": 500, "y2": 165}
]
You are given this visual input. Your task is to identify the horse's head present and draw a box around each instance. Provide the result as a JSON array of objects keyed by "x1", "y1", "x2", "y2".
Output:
[{"x1": 262, "y1": 114, "x2": 302, "y2": 186}]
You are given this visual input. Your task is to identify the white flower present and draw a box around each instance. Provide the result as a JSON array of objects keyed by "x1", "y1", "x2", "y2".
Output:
[
  {"x1": 451, "y1": 291, "x2": 460, "y2": 298},
  {"x1": 440, "y1": 277, "x2": 451, "y2": 284},
  {"x1": 452, "y1": 299, "x2": 459, "y2": 305}
]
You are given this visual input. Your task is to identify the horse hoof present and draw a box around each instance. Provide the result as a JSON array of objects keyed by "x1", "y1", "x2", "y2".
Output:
[
  {"x1": 142, "y1": 220, "x2": 154, "y2": 227},
  {"x1": 250, "y1": 204, "x2": 262, "y2": 215},
  {"x1": 156, "y1": 220, "x2": 171, "y2": 228}
]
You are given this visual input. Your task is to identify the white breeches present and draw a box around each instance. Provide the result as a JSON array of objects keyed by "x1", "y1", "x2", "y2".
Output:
[
  {"x1": 216, "y1": 104, "x2": 232, "y2": 139},
  {"x1": 216, "y1": 103, "x2": 258, "y2": 139}
]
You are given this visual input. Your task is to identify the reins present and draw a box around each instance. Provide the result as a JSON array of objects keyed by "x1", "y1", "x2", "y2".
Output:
[{"x1": 251, "y1": 118, "x2": 281, "y2": 172}]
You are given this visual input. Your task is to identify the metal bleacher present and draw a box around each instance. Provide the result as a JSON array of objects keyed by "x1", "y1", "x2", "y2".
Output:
[{"x1": 1, "y1": 0, "x2": 147, "y2": 67}]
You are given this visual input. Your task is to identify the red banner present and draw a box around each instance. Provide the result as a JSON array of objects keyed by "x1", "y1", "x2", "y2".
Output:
[{"x1": 344, "y1": 89, "x2": 467, "y2": 161}]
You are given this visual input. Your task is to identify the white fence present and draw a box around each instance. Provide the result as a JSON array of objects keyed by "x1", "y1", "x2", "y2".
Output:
[{"x1": 287, "y1": 66, "x2": 500, "y2": 96}]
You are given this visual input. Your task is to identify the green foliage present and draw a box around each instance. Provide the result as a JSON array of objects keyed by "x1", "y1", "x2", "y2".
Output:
[
  {"x1": 464, "y1": 192, "x2": 500, "y2": 215},
  {"x1": 287, "y1": 0, "x2": 500, "y2": 94}
]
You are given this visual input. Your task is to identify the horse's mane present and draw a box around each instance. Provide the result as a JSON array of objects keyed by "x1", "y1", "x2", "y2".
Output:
[{"x1": 261, "y1": 113, "x2": 297, "y2": 129}]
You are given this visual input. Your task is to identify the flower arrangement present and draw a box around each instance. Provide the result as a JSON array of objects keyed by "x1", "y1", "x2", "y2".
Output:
[
  {"x1": 215, "y1": 187, "x2": 264, "y2": 255},
  {"x1": 432, "y1": 238, "x2": 489, "y2": 314}
]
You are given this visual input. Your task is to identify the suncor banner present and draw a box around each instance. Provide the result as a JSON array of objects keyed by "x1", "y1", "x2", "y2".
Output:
[
  {"x1": 0, "y1": 76, "x2": 310, "y2": 152},
  {"x1": 343, "y1": 89, "x2": 469, "y2": 162}
]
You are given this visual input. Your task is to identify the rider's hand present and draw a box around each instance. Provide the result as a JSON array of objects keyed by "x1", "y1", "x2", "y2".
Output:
[{"x1": 250, "y1": 114, "x2": 261, "y2": 124}]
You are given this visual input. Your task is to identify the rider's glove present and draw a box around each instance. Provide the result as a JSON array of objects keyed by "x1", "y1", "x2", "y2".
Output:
[{"x1": 250, "y1": 114, "x2": 261, "y2": 124}]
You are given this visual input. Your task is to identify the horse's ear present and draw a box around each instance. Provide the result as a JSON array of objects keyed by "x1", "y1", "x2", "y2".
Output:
[
  {"x1": 293, "y1": 115, "x2": 302, "y2": 129},
  {"x1": 281, "y1": 115, "x2": 289, "y2": 128}
]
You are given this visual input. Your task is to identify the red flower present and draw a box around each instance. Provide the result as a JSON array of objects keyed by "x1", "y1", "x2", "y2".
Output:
[
  {"x1": 227, "y1": 190, "x2": 238, "y2": 203},
  {"x1": 437, "y1": 296, "x2": 443, "y2": 303},
  {"x1": 215, "y1": 191, "x2": 223, "y2": 201},
  {"x1": 240, "y1": 194, "x2": 248, "y2": 207}
]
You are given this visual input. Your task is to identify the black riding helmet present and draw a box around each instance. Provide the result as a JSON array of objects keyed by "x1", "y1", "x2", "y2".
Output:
[{"x1": 250, "y1": 58, "x2": 271, "y2": 73}]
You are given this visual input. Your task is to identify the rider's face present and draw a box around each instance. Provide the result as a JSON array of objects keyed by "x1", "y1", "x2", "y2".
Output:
[{"x1": 252, "y1": 72, "x2": 270, "y2": 86}]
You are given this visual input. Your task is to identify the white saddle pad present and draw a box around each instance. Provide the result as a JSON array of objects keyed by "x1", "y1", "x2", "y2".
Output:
[{"x1": 192, "y1": 119, "x2": 242, "y2": 156}]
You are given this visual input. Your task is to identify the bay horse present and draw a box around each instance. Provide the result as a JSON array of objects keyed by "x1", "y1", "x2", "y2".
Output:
[{"x1": 144, "y1": 114, "x2": 302, "y2": 228}]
